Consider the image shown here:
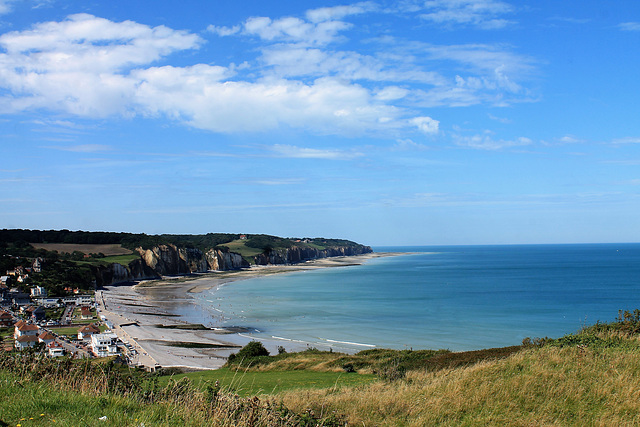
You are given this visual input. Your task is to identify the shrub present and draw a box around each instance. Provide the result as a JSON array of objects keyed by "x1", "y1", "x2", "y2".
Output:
[{"x1": 228, "y1": 341, "x2": 270, "y2": 364}]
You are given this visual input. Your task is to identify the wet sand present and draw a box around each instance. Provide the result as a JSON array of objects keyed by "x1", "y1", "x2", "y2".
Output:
[{"x1": 99, "y1": 253, "x2": 399, "y2": 370}]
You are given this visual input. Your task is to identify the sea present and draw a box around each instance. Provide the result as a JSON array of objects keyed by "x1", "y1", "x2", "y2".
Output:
[{"x1": 181, "y1": 244, "x2": 640, "y2": 353}]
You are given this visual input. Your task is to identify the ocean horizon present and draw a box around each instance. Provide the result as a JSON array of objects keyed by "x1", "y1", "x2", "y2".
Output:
[{"x1": 180, "y1": 243, "x2": 640, "y2": 353}]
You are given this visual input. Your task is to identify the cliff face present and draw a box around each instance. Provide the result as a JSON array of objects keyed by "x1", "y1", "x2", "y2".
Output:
[{"x1": 93, "y1": 243, "x2": 372, "y2": 286}]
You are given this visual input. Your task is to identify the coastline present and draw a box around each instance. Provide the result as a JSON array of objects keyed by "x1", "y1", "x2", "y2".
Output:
[{"x1": 98, "y1": 252, "x2": 402, "y2": 370}]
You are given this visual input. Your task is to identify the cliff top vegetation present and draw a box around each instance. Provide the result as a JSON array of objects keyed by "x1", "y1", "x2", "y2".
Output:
[{"x1": 0, "y1": 229, "x2": 368, "y2": 252}]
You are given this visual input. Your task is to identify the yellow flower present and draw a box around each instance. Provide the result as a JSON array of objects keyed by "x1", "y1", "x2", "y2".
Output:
[{"x1": 40, "y1": 413, "x2": 45, "y2": 416}]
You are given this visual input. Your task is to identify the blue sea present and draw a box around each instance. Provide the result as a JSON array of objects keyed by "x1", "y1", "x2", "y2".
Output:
[{"x1": 184, "y1": 244, "x2": 640, "y2": 352}]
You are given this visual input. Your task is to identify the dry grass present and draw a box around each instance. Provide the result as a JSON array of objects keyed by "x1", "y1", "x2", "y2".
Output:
[
  {"x1": 278, "y1": 345, "x2": 640, "y2": 426},
  {"x1": 30, "y1": 242, "x2": 133, "y2": 256}
]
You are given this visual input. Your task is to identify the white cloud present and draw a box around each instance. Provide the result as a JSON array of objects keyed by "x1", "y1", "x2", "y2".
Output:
[
  {"x1": 268, "y1": 144, "x2": 363, "y2": 160},
  {"x1": 260, "y1": 46, "x2": 444, "y2": 84},
  {"x1": 411, "y1": 116, "x2": 439, "y2": 134},
  {"x1": 619, "y1": 22, "x2": 640, "y2": 32},
  {"x1": 612, "y1": 137, "x2": 640, "y2": 144},
  {"x1": 240, "y1": 15, "x2": 351, "y2": 46},
  {"x1": 305, "y1": 2, "x2": 377, "y2": 23},
  {"x1": 454, "y1": 133, "x2": 532, "y2": 150},
  {"x1": 419, "y1": 0, "x2": 515, "y2": 29},
  {"x1": 206, "y1": 24, "x2": 240, "y2": 36},
  {"x1": 0, "y1": 14, "x2": 202, "y2": 116}
]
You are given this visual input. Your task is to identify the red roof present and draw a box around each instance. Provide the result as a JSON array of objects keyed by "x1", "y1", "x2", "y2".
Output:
[
  {"x1": 38, "y1": 331, "x2": 56, "y2": 340},
  {"x1": 16, "y1": 335, "x2": 38, "y2": 343},
  {"x1": 18, "y1": 324, "x2": 39, "y2": 332},
  {"x1": 78, "y1": 324, "x2": 100, "y2": 334}
]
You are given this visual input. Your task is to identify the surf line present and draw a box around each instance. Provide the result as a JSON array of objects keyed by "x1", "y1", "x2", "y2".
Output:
[{"x1": 319, "y1": 338, "x2": 376, "y2": 348}]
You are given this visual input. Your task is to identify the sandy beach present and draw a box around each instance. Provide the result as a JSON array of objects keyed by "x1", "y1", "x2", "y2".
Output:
[{"x1": 98, "y1": 252, "x2": 397, "y2": 370}]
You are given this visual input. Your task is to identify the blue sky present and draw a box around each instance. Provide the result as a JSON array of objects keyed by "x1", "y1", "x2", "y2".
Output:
[{"x1": 1, "y1": 0, "x2": 639, "y2": 246}]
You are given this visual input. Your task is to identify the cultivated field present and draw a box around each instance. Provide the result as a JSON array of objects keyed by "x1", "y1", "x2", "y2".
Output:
[{"x1": 30, "y1": 243, "x2": 133, "y2": 256}]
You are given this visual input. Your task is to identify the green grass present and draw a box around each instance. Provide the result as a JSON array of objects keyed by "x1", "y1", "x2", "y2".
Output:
[
  {"x1": 0, "y1": 371, "x2": 194, "y2": 426},
  {"x1": 220, "y1": 240, "x2": 264, "y2": 264},
  {"x1": 75, "y1": 253, "x2": 141, "y2": 267},
  {"x1": 48, "y1": 324, "x2": 108, "y2": 337},
  {"x1": 159, "y1": 367, "x2": 378, "y2": 397}
]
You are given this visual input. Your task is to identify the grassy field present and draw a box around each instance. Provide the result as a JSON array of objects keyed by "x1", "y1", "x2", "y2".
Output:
[
  {"x1": 221, "y1": 239, "x2": 264, "y2": 263},
  {"x1": 74, "y1": 253, "x2": 141, "y2": 267},
  {"x1": 160, "y1": 367, "x2": 377, "y2": 397},
  {"x1": 30, "y1": 243, "x2": 133, "y2": 256}
]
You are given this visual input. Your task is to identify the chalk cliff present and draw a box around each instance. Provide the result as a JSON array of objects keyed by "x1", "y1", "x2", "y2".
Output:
[{"x1": 92, "y1": 243, "x2": 372, "y2": 286}]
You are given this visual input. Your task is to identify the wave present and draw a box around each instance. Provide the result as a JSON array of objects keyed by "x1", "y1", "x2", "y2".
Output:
[{"x1": 319, "y1": 338, "x2": 376, "y2": 347}]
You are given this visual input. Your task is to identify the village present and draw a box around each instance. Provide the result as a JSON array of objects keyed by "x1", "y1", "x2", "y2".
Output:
[{"x1": 0, "y1": 263, "x2": 137, "y2": 365}]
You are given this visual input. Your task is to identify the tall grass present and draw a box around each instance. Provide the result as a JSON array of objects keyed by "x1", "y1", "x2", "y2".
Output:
[{"x1": 0, "y1": 351, "x2": 337, "y2": 426}]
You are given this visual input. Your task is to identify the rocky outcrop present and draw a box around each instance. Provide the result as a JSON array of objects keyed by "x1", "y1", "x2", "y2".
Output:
[{"x1": 93, "y1": 243, "x2": 372, "y2": 286}]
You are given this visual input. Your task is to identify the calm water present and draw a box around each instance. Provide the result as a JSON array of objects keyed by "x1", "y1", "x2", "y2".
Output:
[{"x1": 184, "y1": 244, "x2": 640, "y2": 352}]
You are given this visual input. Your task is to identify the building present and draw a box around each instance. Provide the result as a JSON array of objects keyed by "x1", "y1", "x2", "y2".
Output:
[
  {"x1": 23, "y1": 306, "x2": 46, "y2": 321},
  {"x1": 15, "y1": 335, "x2": 39, "y2": 350},
  {"x1": 14, "y1": 322, "x2": 39, "y2": 338},
  {"x1": 47, "y1": 341, "x2": 65, "y2": 357},
  {"x1": 78, "y1": 323, "x2": 101, "y2": 341},
  {"x1": 80, "y1": 306, "x2": 93, "y2": 319},
  {"x1": 38, "y1": 331, "x2": 56, "y2": 345},
  {"x1": 90, "y1": 332, "x2": 119, "y2": 357},
  {"x1": 0, "y1": 310, "x2": 13, "y2": 326},
  {"x1": 30, "y1": 286, "x2": 47, "y2": 297}
]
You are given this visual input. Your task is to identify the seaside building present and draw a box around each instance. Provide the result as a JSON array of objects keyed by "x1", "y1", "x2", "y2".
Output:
[
  {"x1": 78, "y1": 323, "x2": 101, "y2": 341},
  {"x1": 47, "y1": 341, "x2": 65, "y2": 357},
  {"x1": 15, "y1": 335, "x2": 38, "y2": 350},
  {"x1": 90, "y1": 333, "x2": 119, "y2": 357},
  {"x1": 14, "y1": 322, "x2": 39, "y2": 338},
  {"x1": 38, "y1": 331, "x2": 56, "y2": 346}
]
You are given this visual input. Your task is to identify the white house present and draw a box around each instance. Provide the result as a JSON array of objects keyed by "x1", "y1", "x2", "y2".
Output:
[
  {"x1": 14, "y1": 322, "x2": 39, "y2": 338},
  {"x1": 38, "y1": 331, "x2": 56, "y2": 345},
  {"x1": 90, "y1": 332, "x2": 119, "y2": 357},
  {"x1": 77, "y1": 323, "x2": 101, "y2": 341},
  {"x1": 47, "y1": 341, "x2": 65, "y2": 357},
  {"x1": 30, "y1": 286, "x2": 47, "y2": 297},
  {"x1": 15, "y1": 335, "x2": 38, "y2": 350}
]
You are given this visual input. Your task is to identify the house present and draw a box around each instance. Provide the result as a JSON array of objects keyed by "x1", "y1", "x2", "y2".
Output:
[
  {"x1": 0, "y1": 310, "x2": 13, "y2": 326},
  {"x1": 24, "y1": 306, "x2": 46, "y2": 321},
  {"x1": 15, "y1": 322, "x2": 39, "y2": 338},
  {"x1": 90, "y1": 332, "x2": 119, "y2": 357},
  {"x1": 78, "y1": 323, "x2": 101, "y2": 341},
  {"x1": 15, "y1": 335, "x2": 39, "y2": 350},
  {"x1": 10, "y1": 292, "x2": 31, "y2": 306},
  {"x1": 30, "y1": 286, "x2": 47, "y2": 297},
  {"x1": 38, "y1": 331, "x2": 56, "y2": 345},
  {"x1": 32, "y1": 258, "x2": 43, "y2": 273},
  {"x1": 47, "y1": 341, "x2": 65, "y2": 357},
  {"x1": 80, "y1": 306, "x2": 93, "y2": 319}
]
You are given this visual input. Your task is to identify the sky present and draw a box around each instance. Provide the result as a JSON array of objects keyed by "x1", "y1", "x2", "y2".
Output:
[{"x1": 0, "y1": 0, "x2": 639, "y2": 246}]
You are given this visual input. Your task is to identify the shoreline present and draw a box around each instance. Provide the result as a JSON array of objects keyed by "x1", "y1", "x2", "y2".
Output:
[{"x1": 98, "y1": 252, "x2": 403, "y2": 370}]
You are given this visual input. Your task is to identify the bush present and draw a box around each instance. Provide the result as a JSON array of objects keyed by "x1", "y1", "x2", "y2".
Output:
[{"x1": 228, "y1": 341, "x2": 270, "y2": 364}]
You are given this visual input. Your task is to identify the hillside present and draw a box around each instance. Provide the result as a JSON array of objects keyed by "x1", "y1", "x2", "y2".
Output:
[{"x1": 2, "y1": 312, "x2": 640, "y2": 426}]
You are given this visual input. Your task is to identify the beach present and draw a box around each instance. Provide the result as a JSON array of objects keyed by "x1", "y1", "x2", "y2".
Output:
[{"x1": 98, "y1": 253, "x2": 394, "y2": 370}]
